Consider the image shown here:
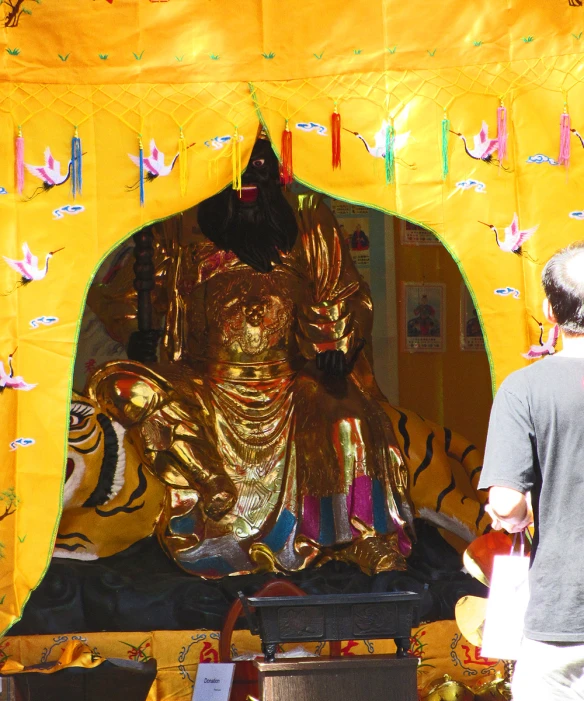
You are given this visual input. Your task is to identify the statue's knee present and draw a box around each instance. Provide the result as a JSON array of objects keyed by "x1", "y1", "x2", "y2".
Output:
[{"x1": 88, "y1": 364, "x2": 165, "y2": 427}]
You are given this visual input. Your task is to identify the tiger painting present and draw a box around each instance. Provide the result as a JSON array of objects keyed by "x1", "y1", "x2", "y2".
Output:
[
  {"x1": 55, "y1": 392, "x2": 165, "y2": 560},
  {"x1": 384, "y1": 405, "x2": 489, "y2": 548},
  {"x1": 56, "y1": 393, "x2": 489, "y2": 564}
]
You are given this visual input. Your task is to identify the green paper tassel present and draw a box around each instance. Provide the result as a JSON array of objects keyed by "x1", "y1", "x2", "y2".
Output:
[
  {"x1": 441, "y1": 116, "x2": 450, "y2": 179},
  {"x1": 385, "y1": 123, "x2": 395, "y2": 184}
]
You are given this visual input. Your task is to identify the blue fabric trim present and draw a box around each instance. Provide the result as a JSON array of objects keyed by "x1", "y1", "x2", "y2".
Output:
[
  {"x1": 372, "y1": 479, "x2": 388, "y2": 534},
  {"x1": 182, "y1": 555, "x2": 233, "y2": 576},
  {"x1": 319, "y1": 496, "x2": 335, "y2": 546},
  {"x1": 169, "y1": 515, "x2": 196, "y2": 535},
  {"x1": 262, "y1": 508, "x2": 297, "y2": 552}
]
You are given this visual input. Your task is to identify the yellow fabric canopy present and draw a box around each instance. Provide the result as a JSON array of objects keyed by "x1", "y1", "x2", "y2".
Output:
[{"x1": 1, "y1": 0, "x2": 583, "y2": 633}]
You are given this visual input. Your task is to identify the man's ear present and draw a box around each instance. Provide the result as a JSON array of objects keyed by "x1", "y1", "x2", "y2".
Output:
[{"x1": 543, "y1": 298, "x2": 557, "y2": 325}]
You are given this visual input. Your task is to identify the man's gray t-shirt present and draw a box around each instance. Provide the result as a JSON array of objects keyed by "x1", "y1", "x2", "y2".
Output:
[{"x1": 479, "y1": 355, "x2": 584, "y2": 642}]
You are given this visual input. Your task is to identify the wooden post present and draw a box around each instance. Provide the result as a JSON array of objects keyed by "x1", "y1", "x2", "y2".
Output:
[{"x1": 132, "y1": 226, "x2": 157, "y2": 362}]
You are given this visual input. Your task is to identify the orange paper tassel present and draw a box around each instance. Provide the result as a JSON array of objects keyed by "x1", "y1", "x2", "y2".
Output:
[
  {"x1": 280, "y1": 123, "x2": 293, "y2": 186},
  {"x1": 332, "y1": 109, "x2": 341, "y2": 169}
]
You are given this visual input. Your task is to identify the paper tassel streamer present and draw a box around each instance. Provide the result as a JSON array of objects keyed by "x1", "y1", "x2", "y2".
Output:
[
  {"x1": 178, "y1": 129, "x2": 188, "y2": 196},
  {"x1": 441, "y1": 115, "x2": 450, "y2": 179},
  {"x1": 559, "y1": 112, "x2": 571, "y2": 168},
  {"x1": 385, "y1": 122, "x2": 395, "y2": 184},
  {"x1": 232, "y1": 128, "x2": 242, "y2": 192},
  {"x1": 332, "y1": 107, "x2": 341, "y2": 170},
  {"x1": 71, "y1": 128, "x2": 82, "y2": 199},
  {"x1": 497, "y1": 105, "x2": 508, "y2": 165},
  {"x1": 138, "y1": 137, "x2": 145, "y2": 207},
  {"x1": 15, "y1": 128, "x2": 24, "y2": 195},
  {"x1": 280, "y1": 121, "x2": 293, "y2": 186}
]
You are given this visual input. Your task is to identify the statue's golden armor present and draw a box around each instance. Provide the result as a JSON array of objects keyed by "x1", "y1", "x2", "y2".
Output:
[{"x1": 87, "y1": 194, "x2": 415, "y2": 577}]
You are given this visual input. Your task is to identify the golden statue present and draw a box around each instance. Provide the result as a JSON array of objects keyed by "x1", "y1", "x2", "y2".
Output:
[{"x1": 75, "y1": 137, "x2": 488, "y2": 579}]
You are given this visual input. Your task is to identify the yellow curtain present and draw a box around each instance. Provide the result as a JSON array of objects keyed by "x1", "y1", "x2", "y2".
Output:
[{"x1": 1, "y1": 0, "x2": 583, "y2": 633}]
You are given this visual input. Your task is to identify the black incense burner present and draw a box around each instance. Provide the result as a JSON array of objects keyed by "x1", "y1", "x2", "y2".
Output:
[{"x1": 239, "y1": 591, "x2": 421, "y2": 662}]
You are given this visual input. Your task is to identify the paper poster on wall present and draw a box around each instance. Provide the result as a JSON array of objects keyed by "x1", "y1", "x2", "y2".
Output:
[
  {"x1": 400, "y1": 219, "x2": 441, "y2": 246},
  {"x1": 331, "y1": 201, "x2": 370, "y2": 217},
  {"x1": 460, "y1": 284, "x2": 485, "y2": 351},
  {"x1": 330, "y1": 200, "x2": 351, "y2": 217},
  {"x1": 331, "y1": 200, "x2": 371, "y2": 283},
  {"x1": 401, "y1": 283, "x2": 445, "y2": 352}
]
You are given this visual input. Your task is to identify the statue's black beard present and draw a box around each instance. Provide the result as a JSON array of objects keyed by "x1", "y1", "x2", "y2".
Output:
[{"x1": 197, "y1": 183, "x2": 298, "y2": 273}]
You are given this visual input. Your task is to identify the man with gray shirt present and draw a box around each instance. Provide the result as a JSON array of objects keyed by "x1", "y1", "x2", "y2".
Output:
[{"x1": 479, "y1": 242, "x2": 584, "y2": 700}]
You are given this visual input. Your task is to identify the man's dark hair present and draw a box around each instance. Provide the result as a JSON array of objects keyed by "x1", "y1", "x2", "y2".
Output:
[{"x1": 542, "y1": 241, "x2": 584, "y2": 335}]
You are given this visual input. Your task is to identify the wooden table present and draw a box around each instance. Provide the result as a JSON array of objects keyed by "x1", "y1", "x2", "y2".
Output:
[{"x1": 255, "y1": 655, "x2": 418, "y2": 701}]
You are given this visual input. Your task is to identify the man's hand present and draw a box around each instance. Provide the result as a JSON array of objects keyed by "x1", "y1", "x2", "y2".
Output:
[{"x1": 486, "y1": 486, "x2": 534, "y2": 533}]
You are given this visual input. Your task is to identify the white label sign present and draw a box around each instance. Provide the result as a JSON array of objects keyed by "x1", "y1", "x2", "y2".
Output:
[{"x1": 192, "y1": 663, "x2": 235, "y2": 701}]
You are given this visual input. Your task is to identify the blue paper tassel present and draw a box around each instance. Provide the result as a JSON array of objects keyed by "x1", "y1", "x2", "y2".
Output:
[{"x1": 71, "y1": 132, "x2": 82, "y2": 199}]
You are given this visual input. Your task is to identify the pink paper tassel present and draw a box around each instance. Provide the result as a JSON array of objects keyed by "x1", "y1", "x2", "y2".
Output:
[
  {"x1": 497, "y1": 105, "x2": 508, "y2": 164},
  {"x1": 559, "y1": 113, "x2": 571, "y2": 168},
  {"x1": 15, "y1": 129, "x2": 24, "y2": 194}
]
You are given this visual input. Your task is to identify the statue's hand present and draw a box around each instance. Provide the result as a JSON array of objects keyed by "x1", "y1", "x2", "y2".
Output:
[
  {"x1": 202, "y1": 475, "x2": 237, "y2": 521},
  {"x1": 316, "y1": 349, "x2": 348, "y2": 377},
  {"x1": 315, "y1": 339, "x2": 366, "y2": 377},
  {"x1": 127, "y1": 330, "x2": 162, "y2": 363}
]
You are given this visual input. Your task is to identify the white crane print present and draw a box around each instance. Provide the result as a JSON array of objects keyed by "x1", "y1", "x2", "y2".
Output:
[
  {"x1": 3, "y1": 243, "x2": 64, "y2": 287},
  {"x1": 25, "y1": 148, "x2": 73, "y2": 199},
  {"x1": 478, "y1": 214, "x2": 538, "y2": 257},
  {"x1": 127, "y1": 138, "x2": 195, "y2": 192},
  {"x1": 128, "y1": 139, "x2": 179, "y2": 180},
  {"x1": 522, "y1": 318, "x2": 560, "y2": 359},
  {"x1": 344, "y1": 120, "x2": 410, "y2": 159},
  {"x1": 0, "y1": 348, "x2": 36, "y2": 393},
  {"x1": 451, "y1": 121, "x2": 500, "y2": 164}
]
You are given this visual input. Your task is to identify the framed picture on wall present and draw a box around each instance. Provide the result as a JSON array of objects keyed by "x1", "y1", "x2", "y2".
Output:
[
  {"x1": 401, "y1": 283, "x2": 445, "y2": 352},
  {"x1": 330, "y1": 199, "x2": 371, "y2": 283},
  {"x1": 399, "y1": 219, "x2": 441, "y2": 246},
  {"x1": 460, "y1": 284, "x2": 485, "y2": 351}
]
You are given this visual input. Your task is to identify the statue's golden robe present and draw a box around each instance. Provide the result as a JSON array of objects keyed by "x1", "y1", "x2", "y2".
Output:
[{"x1": 87, "y1": 194, "x2": 414, "y2": 577}]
